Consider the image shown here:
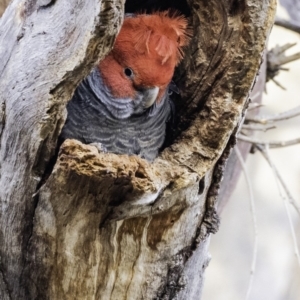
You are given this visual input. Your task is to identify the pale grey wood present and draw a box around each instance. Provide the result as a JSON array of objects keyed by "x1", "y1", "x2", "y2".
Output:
[
  {"x1": 0, "y1": 0, "x2": 123, "y2": 298},
  {"x1": 0, "y1": 0, "x2": 276, "y2": 299}
]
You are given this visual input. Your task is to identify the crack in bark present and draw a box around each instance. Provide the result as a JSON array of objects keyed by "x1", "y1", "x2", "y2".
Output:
[
  {"x1": 197, "y1": 132, "x2": 238, "y2": 242},
  {"x1": 0, "y1": 101, "x2": 6, "y2": 148},
  {"x1": 38, "y1": 0, "x2": 56, "y2": 10},
  {"x1": 19, "y1": 192, "x2": 40, "y2": 299},
  {"x1": 210, "y1": 128, "x2": 238, "y2": 204},
  {"x1": 155, "y1": 247, "x2": 192, "y2": 300},
  {"x1": 0, "y1": 259, "x2": 12, "y2": 300}
]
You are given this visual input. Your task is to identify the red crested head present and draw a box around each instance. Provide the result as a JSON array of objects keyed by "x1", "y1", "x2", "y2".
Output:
[{"x1": 99, "y1": 11, "x2": 190, "y2": 102}]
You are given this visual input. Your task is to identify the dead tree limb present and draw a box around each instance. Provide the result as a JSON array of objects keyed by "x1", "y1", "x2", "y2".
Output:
[{"x1": 0, "y1": 0, "x2": 276, "y2": 299}]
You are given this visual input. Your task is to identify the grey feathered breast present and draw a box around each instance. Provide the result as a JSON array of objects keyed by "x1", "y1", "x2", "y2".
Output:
[{"x1": 60, "y1": 68, "x2": 172, "y2": 161}]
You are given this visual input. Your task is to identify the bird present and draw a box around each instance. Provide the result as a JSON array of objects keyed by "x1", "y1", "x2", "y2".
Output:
[{"x1": 60, "y1": 11, "x2": 190, "y2": 161}]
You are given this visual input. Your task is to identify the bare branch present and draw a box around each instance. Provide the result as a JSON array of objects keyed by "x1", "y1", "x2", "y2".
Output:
[
  {"x1": 247, "y1": 103, "x2": 265, "y2": 111},
  {"x1": 268, "y1": 43, "x2": 300, "y2": 66},
  {"x1": 238, "y1": 134, "x2": 300, "y2": 149},
  {"x1": 235, "y1": 147, "x2": 258, "y2": 300},
  {"x1": 245, "y1": 105, "x2": 300, "y2": 124},
  {"x1": 267, "y1": 43, "x2": 300, "y2": 85},
  {"x1": 275, "y1": 17, "x2": 300, "y2": 34},
  {"x1": 255, "y1": 145, "x2": 300, "y2": 216},
  {"x1": 257, "y1": 145, "x2": 300, "y2": 266},
  {"x1": 241, "y1": 124, "x2": 276, "y2": 132},
  {"x1": 271, "y1": 78, "x2": 287, "y2": 90},
  {"x1": 249, "y1": 92, "x2": 263, "y2": 102}
]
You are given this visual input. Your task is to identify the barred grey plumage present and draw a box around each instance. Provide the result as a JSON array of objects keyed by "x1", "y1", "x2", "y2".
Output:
[{"x1": 60, "y1": 68, "x2": 172, "y2": 161}]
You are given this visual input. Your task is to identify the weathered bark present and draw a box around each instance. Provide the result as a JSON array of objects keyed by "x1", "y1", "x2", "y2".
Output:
[
  {"x1": 217, "y1": 52, "x2": 267, "y2": 213},
  {"x1": 0, "y1": 0, "x2": 275, "y2": 299}
]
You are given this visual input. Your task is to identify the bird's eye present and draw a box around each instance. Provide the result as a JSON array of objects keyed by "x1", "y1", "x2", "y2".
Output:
[{"x1": 124, "y1": 68, "x2": 133, "y2": 78}]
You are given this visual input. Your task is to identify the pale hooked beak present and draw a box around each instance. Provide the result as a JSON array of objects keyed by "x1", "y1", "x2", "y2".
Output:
[{"x1": 143, "y1": 86, "x2": 159, "y2": 108}]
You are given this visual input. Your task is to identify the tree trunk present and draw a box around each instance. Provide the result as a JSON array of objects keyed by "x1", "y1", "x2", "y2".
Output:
[
  {"x1": 217, "y1": 51, "x2": 267, "y2": 213},
  {"x1": 0, "y1": 0, "x2": 275, "y2": 299}
]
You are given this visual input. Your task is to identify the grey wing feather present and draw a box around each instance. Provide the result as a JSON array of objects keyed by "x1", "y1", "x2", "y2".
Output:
[{"x1": 61, "y1": 68, "x2": 171, "y2": 161}]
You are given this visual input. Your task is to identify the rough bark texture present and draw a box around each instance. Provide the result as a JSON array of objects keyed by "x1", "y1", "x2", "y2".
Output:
[
  {"x1": 217, "y1": 53, "x2": 267, "y2": 213},
  {"x1": 0, "y1": 0, "x2": 276, "y2": 299},
  {"x1": 0, "y1": 0, "x2": 123, "y2": 298}
]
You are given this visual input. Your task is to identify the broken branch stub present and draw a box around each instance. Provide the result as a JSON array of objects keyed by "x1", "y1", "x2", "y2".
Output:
[{"x1": 0, "y1": 0, "x2": 276, "y2": 299}]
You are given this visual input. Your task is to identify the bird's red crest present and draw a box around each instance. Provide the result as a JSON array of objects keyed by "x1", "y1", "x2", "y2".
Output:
[
  {"x1": 119, "y1": 11, "x2": 190, "y2": 65},
  {"x1": 99, "y1": 11, "x2": 190, "y2": 99}
]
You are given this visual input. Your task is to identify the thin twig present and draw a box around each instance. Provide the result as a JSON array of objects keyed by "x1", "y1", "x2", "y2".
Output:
[
  {"x1": 238, "y1": 134, "x2": 300, "y2": 149},
  {"x1": 249, "y1": 92, "x2": 261, "y2": 102},
  {"x1": 266, "y1": 43, "x2": 300, "y2": 87},
  {"x1": 275, "y1": 17, "x2": 300, "y2": 34},
  {"x1": 242, "y1": 124, "x2": 276, "y2": 132},
  {"x1": 235, "y1": 147, "x2": 258, "y2": 300},
  {"x1": 247, "y1": 103, "x2": 265, "y2": 111},
  {"x1": 278, "y1": 67, "x2": 289, "y2": 71},
  {"x1": 255, "y1": 145, "x2": 300, "y2": 216},
  {"x1": 271, "y1": 78, "x2": 286, "y2": 90},
  {"x1": 271, "y1": 42, "x2": 297, "y2": 54},
  {"x1": 246, "y1": 105, "x2": 300, "y2": 124},
  {"x1": 268, "y1": 43, "x2": 300, "y2": 66},
  {"x1": 276, "y1": 52, "x2": 300, "y2": 66},
  {"x1": 257, "y1": 145, "x2": 300, "y2": 266}
]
